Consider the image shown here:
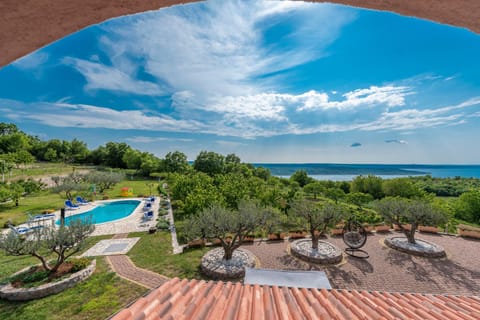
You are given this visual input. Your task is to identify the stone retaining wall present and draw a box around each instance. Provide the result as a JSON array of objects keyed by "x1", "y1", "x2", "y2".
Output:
[{"x1": 0, "y1": 259, "x2": 96, "y2": 301}]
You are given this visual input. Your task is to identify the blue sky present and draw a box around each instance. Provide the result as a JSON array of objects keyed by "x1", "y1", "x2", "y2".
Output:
[{"x1": 1, "y1": 0, "x2": 480, "y2": 163}]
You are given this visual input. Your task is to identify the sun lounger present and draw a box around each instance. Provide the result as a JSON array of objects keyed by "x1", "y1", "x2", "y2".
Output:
[
  {"x1": 28, "y1": 213, "x2": 56, "y2": 221},
  {"x1": 65, "y1": 199, "x2": 80, "y2": 210},
  {"x1": 144, "y1": 210, "x2": 154, "y2": 220},
  {"x1": 9, "y1": 225, "x2": 45, "y2": 235},
  {"x1": 143, "y1": 202, "x2": 153, "y2": 211},
  {"x1": 76, "y1": 196, "x2": 89, "y2": 205}
]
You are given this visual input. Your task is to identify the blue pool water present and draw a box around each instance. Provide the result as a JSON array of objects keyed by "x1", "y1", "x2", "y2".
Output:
[{"x1": 57, "y1": 200, "x2": 141, "y2": 226}]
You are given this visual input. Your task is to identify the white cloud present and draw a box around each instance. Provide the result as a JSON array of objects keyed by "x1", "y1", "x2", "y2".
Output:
[
  {"x1": 63, "y1": 58, "x2": 164, "y2": 95},
  {"x1": 298, "y1": 86, "x2": 411, "y2": 111},
  {"x1": 385, "y1": 139, "x2": 408, "y2": 144},
  {"x1": 125, "y1": 136, "x2": 193, "y2": 143},
  {"x1": 83, "y1": 0, "x2": 354, "y2": 101},
  {"x1": 12, "y1": 51, "x2": 49, "y2": 70},
  {"x1": 351, "y1": 98, "x2": 480, "y2": 132},
  {"x1": 0, "y1": 100, "x2": 205, "y2": 133},
  {"x1": 185, "y1": 85, "x2": 409, "y2": 122},
  {"x1": 0, "y1": 95, "x2": 479, "y2": 139}
]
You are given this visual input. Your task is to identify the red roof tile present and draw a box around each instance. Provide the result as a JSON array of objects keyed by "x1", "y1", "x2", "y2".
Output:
[{"x1": 111, "y1": 277, "x2": 480, "y2": 320}]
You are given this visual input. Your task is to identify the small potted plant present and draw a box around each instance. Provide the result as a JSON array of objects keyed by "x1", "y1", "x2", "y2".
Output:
[
  {"x1": 243, "y1": 234, "x2": 255, "y2": 243},
  {"x1": 268, "y1": 228, "x2": 286, "y2": 241},
  {"x1": 457, "y1": 224, "x2": 480, "y2": 239},
  {"x1": 288, "y1": 230, "x2": 307, "y2": 239},
  {"x1": 330, "y1": 223, "x2": 344, "y2": 236},
  {"x1": 362, "y1": 223, "x2": 375, "y2": 233},
  {"x1": 418, "y1": 225, "x2": 440, "y2": 233},
  {"x1": 188, "y1": 238, "x2": 206, "y2": 248},
  {"x1": 393, "y1": 223, "x2": 411, "y2": 231},
  {"x1": 374, "y1": 222, "x2": 391, "y2": 233}
]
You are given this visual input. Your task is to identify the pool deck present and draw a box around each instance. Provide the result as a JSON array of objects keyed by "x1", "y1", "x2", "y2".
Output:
[{"x1": 12, "y1": 198, "x2": 158, "y2": 236}]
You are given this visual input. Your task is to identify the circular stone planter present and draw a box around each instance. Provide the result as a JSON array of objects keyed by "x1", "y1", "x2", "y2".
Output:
[
  {"x1": 290, "y1": 239, "x2": 343, "y2": 264},
  {"x1": 201, "y1": 248, "x2": 256, "y2": 280},
  {"x1": 384, "y1": 236, "x2": 446, "y2": 258},
  {"x1": 0, "y1": 259, "x2": 96, "y2": 301}
]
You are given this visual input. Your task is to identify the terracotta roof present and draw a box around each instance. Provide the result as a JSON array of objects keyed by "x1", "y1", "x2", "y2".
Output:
[{"x1": 111, "y1": 277, "x2": 480, "y2": 320}]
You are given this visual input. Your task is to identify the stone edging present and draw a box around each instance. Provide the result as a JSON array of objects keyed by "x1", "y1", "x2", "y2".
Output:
[
  {"x1": 201, "y1": 248, "x2": 256, "y2": 280},
  {"x1": 384, "y1": 236, "x2": 446, "y2": 258},
  {"x1": 290, "y1": 239, "x2": 343, "y2": 264},
  {"x1": 0, "y1": 259, "x2": 96, "y2": 301}
]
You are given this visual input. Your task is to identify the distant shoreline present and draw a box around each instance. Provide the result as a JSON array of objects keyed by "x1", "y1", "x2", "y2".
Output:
[{"x1": 252, "y1": 163, "x2": 480, "y2": 179}]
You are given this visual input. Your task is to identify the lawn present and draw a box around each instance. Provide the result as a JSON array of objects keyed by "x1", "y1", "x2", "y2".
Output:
[
  {"x1": 0, "y1": 191, "x2": 66, "y2": 227},
  {"x1": 0, "y1": 235, "x2": 147, "y2": 320},
  {"x1": 127, "y1": 231, "x2": 209, "y2": 279},
  {"x1": 102, "y1": 178, "x2": 159, "y2": 199},
  {"x1": 0, "y1": 258, "x2": 147, "y2": 320},
  {"x1": 7, "y1": 163, "x2": 93, "y2": 181}
]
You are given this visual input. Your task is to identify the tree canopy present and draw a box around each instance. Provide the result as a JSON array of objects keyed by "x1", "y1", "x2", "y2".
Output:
[
  {"x1": 374, "y1": 197, "x2": 447, "y2": 243},
  {"x1": 290, "y1": 199, "x2": 345, "y2": 250},
  {"x1": 186, "y1": 201, "x2": 274, "y2": 260}
]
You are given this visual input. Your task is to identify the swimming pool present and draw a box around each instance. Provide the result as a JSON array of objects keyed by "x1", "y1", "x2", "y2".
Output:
[{"x1": 57, "y1": 200, "x2": 141, "y2": 226}]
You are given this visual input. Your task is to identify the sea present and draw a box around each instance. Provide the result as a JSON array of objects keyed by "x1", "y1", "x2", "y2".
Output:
[{"x1": 252, "y1": 164, "x2": 480, "y2": 181}]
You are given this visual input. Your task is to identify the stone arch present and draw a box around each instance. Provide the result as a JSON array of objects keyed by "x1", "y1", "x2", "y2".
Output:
[{"x1": 1, "y1": 0, "x2": 479, "y2": 67}]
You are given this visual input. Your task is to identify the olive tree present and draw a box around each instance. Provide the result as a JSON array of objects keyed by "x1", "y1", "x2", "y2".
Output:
[
  {"x1": 290, "y1": 199, "x2": 345, "y2": 250},
  {"x1": 303, "y1": 182, "x2": 324, "y2": 199},
  {"x1": 0, "y1": 219, "x2": 94, "y2": 274},
  {"x1": 186, "y1": 200, "x2": 274, "y2": 260},
  {"x1": 52, "y1": 178, "x2": 88, "y2": 200},
  {"x1": 374, "y1": 197, "x2": 447, "y2": 244},
  {"x1": 345, "y1": 192, "x2": 373, "y2": 209},
  {"x1": 85, "y1": 171, "x2": 124, "y2": 193}
]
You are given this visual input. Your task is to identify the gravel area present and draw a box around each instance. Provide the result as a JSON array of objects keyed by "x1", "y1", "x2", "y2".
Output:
[
  {"x1": 290, "y1": 239, "x2": 342, "y2": 264},
  {"x1": 385, "y1": 236, "x2": 446, "y2": 258},
  {"x1": 201, "y1": 248, "x2": 256, "y2": 280},
  {"x1": 242, "y1": 232, "x2": 480, "y2": 295}
]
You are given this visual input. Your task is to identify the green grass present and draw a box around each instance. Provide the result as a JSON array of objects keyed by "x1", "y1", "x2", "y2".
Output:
[
  {"x1": 102, "y1": 179, "x2": 159, "y2": 199},
  {"x1": 127, "y1": 231, "x2": 209, "y2": 279},
  {"x1": 8, "y1": 163, "x2": 94, "y2": 181},
  {"x1": 0, "y1": 191, "x2": 66, "y2": 227},
  {"x1": 0, "y1": 235, "x2": 146, "y2": 319},
  {"x1": 0, "y1": 258, "x2": 147, "y2": 320}
]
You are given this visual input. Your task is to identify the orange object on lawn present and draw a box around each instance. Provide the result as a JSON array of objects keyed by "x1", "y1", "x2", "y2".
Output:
[{"x1": 120, "y1": 187, "x2": 133, "y2": 197}]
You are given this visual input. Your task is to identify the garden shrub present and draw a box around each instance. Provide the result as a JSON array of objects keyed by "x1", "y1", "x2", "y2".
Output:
[
  {"x1": 22, "y1": 270, "x2": 49, "y2": 284},
  {"x1": 156, "y1": 218, "x2": 170, "y2": 230},
  {"x1": 70, "y1": 257, "x2": 91, "y2": 272}
]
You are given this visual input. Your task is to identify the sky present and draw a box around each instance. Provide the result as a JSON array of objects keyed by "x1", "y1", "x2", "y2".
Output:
[{"x1": 0, "y1": 0, "x2": 480, "y2": 164}]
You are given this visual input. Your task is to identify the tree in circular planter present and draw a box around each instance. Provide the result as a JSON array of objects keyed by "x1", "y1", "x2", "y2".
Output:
[
  {"x1": 289, "y1": 199, "x2": 345, "y2": 251},
  {"x1": 0, "y1": 219, "x2": 95, "y2": 276},
  {"x1": 373, "y1": 197, "x2": 447, "y2": 245},
  {"x1": 186, "y1": 200, "x2": 275, "y2": 260}
]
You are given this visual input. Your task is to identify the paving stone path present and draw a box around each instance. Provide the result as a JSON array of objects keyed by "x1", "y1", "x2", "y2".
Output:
[{"x1": 105, "y1": 233, "x2": 168, "y2": 289}]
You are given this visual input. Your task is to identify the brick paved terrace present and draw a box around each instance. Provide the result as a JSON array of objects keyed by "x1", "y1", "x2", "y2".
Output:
[{"x1": 242, "y1": 232, "x2": 480, "y2": 296}]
